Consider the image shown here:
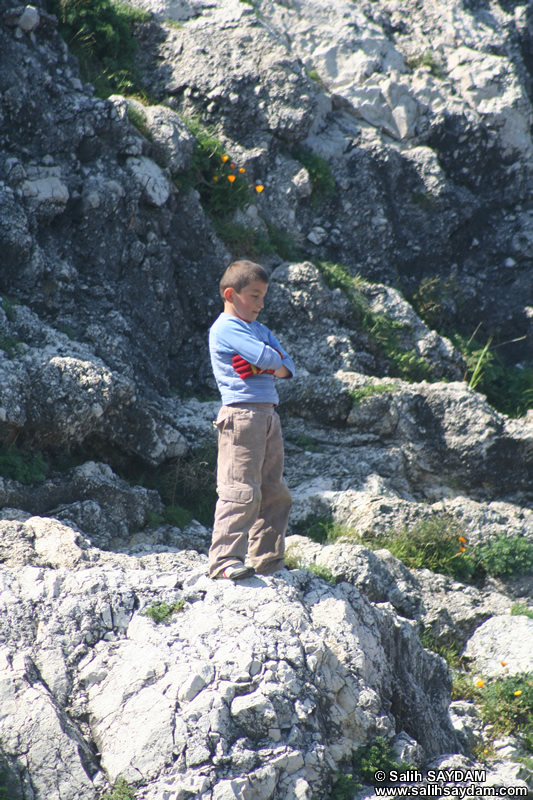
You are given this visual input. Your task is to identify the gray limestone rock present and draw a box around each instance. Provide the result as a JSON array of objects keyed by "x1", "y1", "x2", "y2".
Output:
[{"x1": 463, "y1": 615, "x2": 533, "y2": 677}]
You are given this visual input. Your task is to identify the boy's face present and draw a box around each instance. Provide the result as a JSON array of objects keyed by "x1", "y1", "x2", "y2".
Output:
[{"x1": 224, "y1": 280, "x2": 268, "y2": 323}]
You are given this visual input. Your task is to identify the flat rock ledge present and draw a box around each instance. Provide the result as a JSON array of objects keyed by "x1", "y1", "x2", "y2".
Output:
[{"x1": 0, "y1": 516, "x2": 461, "y2": 800}]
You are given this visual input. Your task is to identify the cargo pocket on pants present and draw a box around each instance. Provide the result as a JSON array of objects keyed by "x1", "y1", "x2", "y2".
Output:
[{"x1": 217, "y1": 483, "x2": 255, "y2": 504}]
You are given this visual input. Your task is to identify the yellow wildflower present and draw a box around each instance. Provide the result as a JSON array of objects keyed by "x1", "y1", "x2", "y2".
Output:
[
  {"x1": 458, "y1": 536, "x2": 467, "y2": 543},
  {"x1": 255, "y1": 184, "x2": 264, "y2": 193},
  {"x1": 500, "y1": 661, "x2": 507, "y2": 667},
  {"x1": 227, "y1": 175, "x2": 236, "y2": 183},
  {"x1": 476, "y1": 680, "x2": 484, "y2": 688},
  {"x1": 459, "y1": 546, "x2": 466, "y2": 553},
  {"x1": 221, "y1": 155, "x2": 229, "y2": 162},
  {"x1": 239, "y1": 167, "x2": 246, "y2": 173},
  {"x1": 514, "y1": 690, "x2": 522, "y2": 696}
]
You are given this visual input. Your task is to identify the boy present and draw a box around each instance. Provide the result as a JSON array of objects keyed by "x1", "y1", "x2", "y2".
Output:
[{"x1": 208, "y1": 260, "x2": 295, "y2": 580}]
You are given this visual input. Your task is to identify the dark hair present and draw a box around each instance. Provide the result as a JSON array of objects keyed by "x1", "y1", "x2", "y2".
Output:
[{"x1": 219, "y1": 260, "x2": 269, "y2": 298}]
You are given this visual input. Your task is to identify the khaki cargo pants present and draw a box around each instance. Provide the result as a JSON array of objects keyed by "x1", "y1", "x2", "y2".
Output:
[{"x1": 209, "y1": 403, "x2": 292, "y2": 578}]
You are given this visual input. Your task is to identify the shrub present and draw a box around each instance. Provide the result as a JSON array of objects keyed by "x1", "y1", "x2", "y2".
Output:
[
  {"x1": 330, "y1": 772, "x2": 362, "y2": 800},
  {"x1": 481, "y1": 674, "x2": 533, "y2": 751},
  {"x1": 46, "y1": 0, "x2": 150, "y2": 97},
  {"x1": 352, "y1": 736, "x2": 406, "y2": 783},
  {"x1": 142, "y1": 600, "x2": 185, "y2": 624},
  {"x1": 477, "y1": 535, "x2": 533, "y2": 578},
  {"x1": 0, "y1": 443, "x2": 49, "y2": 485}
]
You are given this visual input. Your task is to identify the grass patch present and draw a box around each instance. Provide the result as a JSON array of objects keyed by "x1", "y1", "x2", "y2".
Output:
[
  {"x1": 477, "y1": 535, "x2": 533, "y2": 578},
  {"x1": 284, "y1": 548, "x2": 337, "y2": 584},
  {"x1": 293, "y1": 146, "x2": 335, "y2": 200},
  {"x1": 295, "y1": 512, "x2": 532, "y2": 585},
  {"x1": 293, "y1": 515, "x2": 355, "y2": 545},
  {"x1": 127, "y1": 103, "x2": 152, "y2": 140},
  {"x1": 178, "y1": 116, "x2": 250, "y2": 217},
  {"x1": 0, "y1": 296, "x2": 16, "y2": 322},
  {"x1": 453, "y1": 672, "x2": 533, "y2": 754},
  {"x1": 410, "y1": 280, "x2": 533, "y2": 418},
  {"x1": 353, "y1": 736, "x2": 408, "y2": 783},
  {"x1": 0, "y1": 443, "x2": 49, "y2": 485},
  {"x1": 0, "y1": 336, "x2": 20, "y2": 359},
  {"x1": 364, "y1": 516, "x2": 476, "y2": 582},
  {"x1": 406, "y1": 50, "x2": 444, "y2": 78},
  {"x1": 511, "y1": 603, "x2": 533, "y2": 620},
  {"x1": 451, "y1": 332, "x2": 533, "y2": 418},
  {"x1": 315, "y1": 261, "x2": 434, "y2": 382},
  {"x1": 349, "y1": 383, "x2": 398, "y2": 406},
  {"x1": 47, "y1": 0, "x2": 151, "y2": 97},
  {"x1": 104, "y1": 777, "x2": 137, "y2": 800},
  {"x1": 135, "y1": 443, "x2": 217, "y2": 528},
  {"x1": 142, "y1": 600, "x2": 185, "y2": 624},
  {"x1": 419, "y1": 628, "x2": 463, "y2": 668}
]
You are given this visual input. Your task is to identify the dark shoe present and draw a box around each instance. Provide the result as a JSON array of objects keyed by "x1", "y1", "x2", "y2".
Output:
[{"x1": 215, "y1": 564, "x2": 255, "y2": 581}]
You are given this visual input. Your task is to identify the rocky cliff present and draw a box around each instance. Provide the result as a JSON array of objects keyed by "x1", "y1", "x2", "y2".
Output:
[{"x1": 0, "y1": 0, "x2": 533, "y2": 798}]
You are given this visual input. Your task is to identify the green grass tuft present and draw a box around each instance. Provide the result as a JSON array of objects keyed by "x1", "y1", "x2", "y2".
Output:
[
  {"x1": 0, "y1": 443, "x2": 49, "y2": 485},
  {"x1": 142, "y1": 600, "x2": 185, "y2": 624},
  {"x1": 315, "y1": 261, "x2": 434, "y2": 382},
  {"x1": 47, "y1": 0, "x2": 150, "y2": 97},
  {"x1": 511, "y1": 603, "x2": 533, "y2": 620},
  {"x1": 294, "y1": 146, "x2": 335, "y2": 200},
  {"x1": 104, "y1": 777, "x2": 137, "y2": 800},
  {"x1": 365, "y1": 516, "x2": 476, "y2": 582}
]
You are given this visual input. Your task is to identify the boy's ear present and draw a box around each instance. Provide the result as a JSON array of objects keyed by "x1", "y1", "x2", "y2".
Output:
[{"x1": 223, "y1": 287, "x2": 234, "y2": 303}]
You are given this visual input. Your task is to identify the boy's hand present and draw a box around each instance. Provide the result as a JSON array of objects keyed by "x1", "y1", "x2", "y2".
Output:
[{"x1": 232, "y1": 354, "x2": 275, "y2": 379}]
